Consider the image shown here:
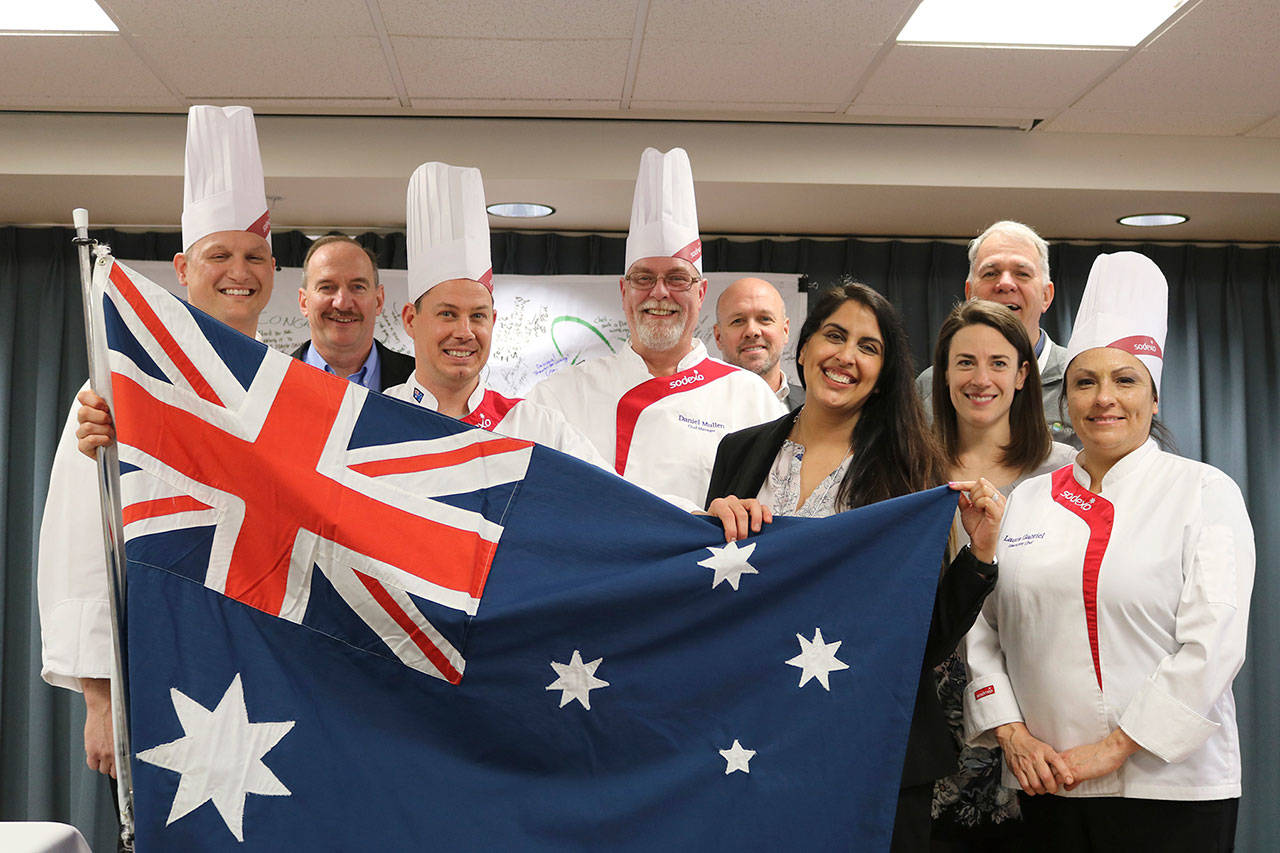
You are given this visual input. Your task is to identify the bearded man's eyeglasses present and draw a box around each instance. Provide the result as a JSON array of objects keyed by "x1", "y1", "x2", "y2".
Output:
[{"x1": 625, "y1": 272, "x2": 701, "y2": 292}]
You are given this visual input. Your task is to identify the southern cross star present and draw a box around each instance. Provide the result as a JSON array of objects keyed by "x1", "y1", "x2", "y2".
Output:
[
  {"x1": 697, "y1": 540, "x2": 759, "y2": 591},
  {"x1": 546, "y1": 650, "x2": 610, "y2": 710},
  {"x1": 785, "y1": 627, "x2": 850, "y2": 691},
  {"x1": 719, "y1": 739, "x2": 756, "y2": 775},
  {"x1": 135, "y1": 673, "x2": 294, "y2": 842}
]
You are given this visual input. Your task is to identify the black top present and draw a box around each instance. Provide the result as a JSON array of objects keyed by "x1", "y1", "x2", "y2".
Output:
[
  {"x1": 289, "y1": 339, "x2": 415, "y2": 393},
  {"x1": 705, "y1": 410, "x2": 996, "y2": 787}
]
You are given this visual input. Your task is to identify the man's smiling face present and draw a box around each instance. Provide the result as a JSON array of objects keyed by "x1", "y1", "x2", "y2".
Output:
[
  {"x1": 176, "y1": 230, "x2": 274, "y2": 336},
  {"x1": 964, "y1": 232, "x2": 1054, "y2": 346},
  {"x1": 299, "y1": 240, "x2": 383, "y2": 363}
]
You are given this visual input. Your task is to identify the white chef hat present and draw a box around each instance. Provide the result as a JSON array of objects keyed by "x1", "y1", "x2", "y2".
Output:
[
  {"x1": 1065, "y1": 251, "x2": 1168, "y2": 394},
  {"x1": 406, "y1": 162, "x2": 493, "y2": 304},
  {"x1": 180, "y1": 105, "x2": 271, "y2": 253},
  {"x1": 624, "y1": 147, "x2": 702, "y2": 275}
]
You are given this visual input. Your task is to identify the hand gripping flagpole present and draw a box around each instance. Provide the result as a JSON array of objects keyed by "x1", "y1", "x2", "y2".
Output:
[{"x1": 73, "y1": 208, "x2": 135, "y2": 849}]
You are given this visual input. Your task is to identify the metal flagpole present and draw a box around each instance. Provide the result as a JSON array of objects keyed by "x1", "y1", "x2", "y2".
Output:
[{"x1": 72, "y1": 208, "x2": 135, "y2": 850}]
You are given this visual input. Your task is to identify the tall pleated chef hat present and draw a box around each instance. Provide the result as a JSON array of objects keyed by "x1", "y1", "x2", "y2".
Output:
[
  {"x1": 406, "y1": 162, "x2": 493, "y2": 304},
  {"x1": 624, "y1": 147, "x2": 702, "y2": 275},
  {"x1": 181, "y1": 105, "x2": 270, "y2": 253},
  {"x1": 1065, "y1": 251, "x2": 1168, "y2": 394}
]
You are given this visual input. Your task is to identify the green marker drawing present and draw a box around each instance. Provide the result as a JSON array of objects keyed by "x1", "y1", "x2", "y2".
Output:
[{"x1": 550, "y1": 316, "x2": 616, "y2": 364}]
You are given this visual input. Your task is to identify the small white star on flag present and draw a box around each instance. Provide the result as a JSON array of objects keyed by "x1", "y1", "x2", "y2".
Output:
[
  {"x1": 546, "y1": 650, "x2": 610, "y2": 710},
  {"x1": 719, "y1": 739, "x2": 756, "y2": 775},
  {"x1": 697, "y1": 540, "x2": 759, "y2": 591},
  {"x1": 136, "y1": 673, "x2": 294, "y2": 842},
  {"x1": 785, "y1": 627, "x2": 850, "y2": 691}
]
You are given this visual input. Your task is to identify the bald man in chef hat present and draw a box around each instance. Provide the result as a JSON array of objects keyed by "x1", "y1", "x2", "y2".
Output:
[
  {"x1": 382, "y1": 162, "x2": 607, "y2": 466},
  {"x1": 523, "y1": 148, "x2": 784, "y2": 508},
  {"x1": 40, "y1": 105, "x2": 275, "y2": 783}
]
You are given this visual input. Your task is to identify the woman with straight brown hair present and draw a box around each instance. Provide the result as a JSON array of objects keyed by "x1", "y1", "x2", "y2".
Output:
[{"x1": 928, "y1": 299, "x2": 1074, "y2": 849}]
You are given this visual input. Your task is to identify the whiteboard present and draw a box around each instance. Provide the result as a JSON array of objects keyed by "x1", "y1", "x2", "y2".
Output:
[{"x1": 123, "y1": 261, "x2": 804, "y2": 398}]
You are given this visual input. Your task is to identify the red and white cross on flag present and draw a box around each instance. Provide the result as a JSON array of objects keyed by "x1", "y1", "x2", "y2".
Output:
[{"x1": 97, "y1": 260, "x2": 534, "y2": 684}]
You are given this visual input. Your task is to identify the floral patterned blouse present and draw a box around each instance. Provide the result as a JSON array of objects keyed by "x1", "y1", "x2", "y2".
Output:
[{"x1": 756, "y1": 438, "x2": 852, "y2": 517}]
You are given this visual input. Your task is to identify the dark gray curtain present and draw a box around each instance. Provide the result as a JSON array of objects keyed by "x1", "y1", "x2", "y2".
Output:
[
  {"x1": 3, "y1": 227, "x2": 1275, "y2": 851},
  {"x1": 0, "y1": 228, "x2": 116, "y2": 847}
]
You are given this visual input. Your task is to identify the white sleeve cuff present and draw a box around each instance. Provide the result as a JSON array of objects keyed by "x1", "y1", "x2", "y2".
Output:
[
  {"x1": 962, "y1": 671, "x2": 1023, "y2": 746},
  {"x1": 40, "y1": 599, "x2": 114, "y2": 691},
  {"x1": 1119, "y1": 676, "x2": 1221, "y2": 763}
]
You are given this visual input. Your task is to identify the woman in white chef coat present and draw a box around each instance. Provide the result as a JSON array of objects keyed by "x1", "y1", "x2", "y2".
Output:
[{"x1": 962, "y1": 252, "x2": 1254, "y2": 852}]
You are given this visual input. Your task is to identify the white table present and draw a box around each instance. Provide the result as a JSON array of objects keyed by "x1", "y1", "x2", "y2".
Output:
[{"x1": 0, "y1": 822, "x2": 93, "y2": 853}]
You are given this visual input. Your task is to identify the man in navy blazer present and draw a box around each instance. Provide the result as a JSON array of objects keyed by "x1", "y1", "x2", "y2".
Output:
[{"x1": 292, "y1": 235, "x2": 414, "y2": 392}]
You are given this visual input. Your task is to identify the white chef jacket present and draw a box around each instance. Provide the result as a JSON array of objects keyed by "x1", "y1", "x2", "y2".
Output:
[
  {"x1": 523, "y1": 339, "x2": 786, "y2": 507},
  {"x1": 38, "y1": 386, "x2": 113, "y2": 691},
  {"x1": 963, "y1": 439, "x2": 1254, "y2": 800},
  {"x1": 383, "y1": 374, "x2": 609, "y2": 471}
]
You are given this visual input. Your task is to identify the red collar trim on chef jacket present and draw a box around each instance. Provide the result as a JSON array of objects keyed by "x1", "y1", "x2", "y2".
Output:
[
  {"x1": 1050, "y1": 465, "x2": 1116, "y2": 693},
  {"x1": 462, "y1": 389, "x2": 522, "y2": 431}
]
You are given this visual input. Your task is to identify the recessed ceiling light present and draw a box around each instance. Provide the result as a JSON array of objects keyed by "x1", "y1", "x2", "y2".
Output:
[
  {"x1": 1, "y1": 0, "x2": 117, "y2": 32},
  {"x1": 898, "y1": 0, "x2": 1185, "y2": 48},
  {"x1": 1118, "y1": 213, "x2": 1188, "y2": 227},
  {"x1": 486, "y1": 202, "x2": 554, "y2": 219}
]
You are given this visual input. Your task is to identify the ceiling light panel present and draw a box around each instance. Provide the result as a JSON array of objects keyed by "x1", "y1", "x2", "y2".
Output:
[
  {"x1": 898, "y1": 0, "x2": 1186, "y2": 48},
  {"x1": 487, "y1": 203, "x2": 555, "y2": 218},
  {"x1": 1118, "y1": 213, "x2": 1188, "y2": 226},
  {"x1": 1, "y1": 0, "x2": 117, "y2": 32}
]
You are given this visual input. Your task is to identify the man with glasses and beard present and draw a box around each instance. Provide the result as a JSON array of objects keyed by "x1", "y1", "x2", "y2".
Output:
[{"x1": 524, "y1": 148, "x2": 783, "y2": 507}]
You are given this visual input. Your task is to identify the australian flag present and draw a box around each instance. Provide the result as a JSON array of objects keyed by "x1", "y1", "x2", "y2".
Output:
[{"x1": 94, "y1": 260, "x2": 958, "y2": 851}]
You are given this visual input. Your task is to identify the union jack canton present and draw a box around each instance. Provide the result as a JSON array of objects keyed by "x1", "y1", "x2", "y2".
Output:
[{"x1": 103, "y1": 259, "x2": 525, "y2": 684}]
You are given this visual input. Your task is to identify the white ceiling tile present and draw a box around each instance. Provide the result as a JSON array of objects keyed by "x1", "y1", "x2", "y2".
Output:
[
  {"x1": 1144, "y1": 0, "x2": 1280, "y2": 55},
  {"x1": 1070, "y1": 48, "x2": 1280, "y2": 115},
  {"x1": 131, "y1": 37, "x2": 396, "y2": 98},
  {"x1": 0, "y1": 34, "x2": 173, "y2": 101},
  {"x1": 633, "y1": 40, "x2": 879, "y2": 104},
  {"x1": 1042, "y1": 109, "x2": 1268, "y2": 137},
  {"x1": 378, "y1": 0, "x2": 635, "y2": 39},
  {"x1": 855, "y1": 45, "x2": 1125, "y2": 111},
  {"x1": 106, "y1": 0, "x2": 375, "y2": 37},
  {"x1": 644, "y1": 0, "x2": 917, "y2": 45},
  {"x1": 393, "y1": 37, "x2": 630, "y2": 100}
]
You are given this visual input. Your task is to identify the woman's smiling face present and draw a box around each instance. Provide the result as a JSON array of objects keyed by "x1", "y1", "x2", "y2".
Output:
[
  {"x1": 1067, "y1": 346, "x2": 1157, "y2": 466},
  {"x1": 798, "y1": 299, "x2": 884, "y2": 421},
  {"x1": 946, "y1": 322, "x2": 1028, "y2": 431}
]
